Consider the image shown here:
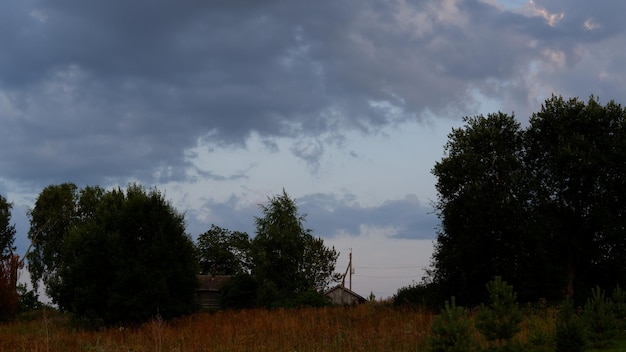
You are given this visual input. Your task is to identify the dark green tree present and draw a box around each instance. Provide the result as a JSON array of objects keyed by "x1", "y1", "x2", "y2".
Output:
[
  {"x1": 526, "y1": 95, "x2": 626, "y2": 300},
  {"x1": 0, "y1": 194, "x2": 19, "y2": 321},
  {"x1": 28, "y1": 184, "x2": 198, "y2": 325},
  {"x1": 430, "y1": 113, "x2": 534, "y2": 304},
  {"x1": 27, "y1": 183, "x2": 79, "y2": 293},
  {"x1": 0, "y1": 195, "x2": 16, "y2": 259},
  {"x1": 196, "y1": 225, "x2": 251, "y2": 275},
  {"x1": 429, "y1": 96, "x2": 626, "y2": 304},
  {"x1": 251, "y1": 190, "x2": 339, "y2": 304}
]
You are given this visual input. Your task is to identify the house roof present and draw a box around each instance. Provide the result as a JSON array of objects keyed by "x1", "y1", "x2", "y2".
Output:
[
  {"x1": 197, "y1": 274, "x2": 231, "y2": 292},
  {"x1": 324, "y1": 284, "x2": 367, "y2": 303}
]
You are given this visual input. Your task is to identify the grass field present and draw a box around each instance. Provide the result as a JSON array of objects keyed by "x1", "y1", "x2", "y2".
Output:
[{"x1": 0, "y1": 303, "x2": 624, "y2": 351}]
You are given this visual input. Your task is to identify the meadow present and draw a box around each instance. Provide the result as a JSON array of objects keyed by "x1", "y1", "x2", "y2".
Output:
[{"x1": 0, "y1": 303, "x2": 624, "y2": 352}]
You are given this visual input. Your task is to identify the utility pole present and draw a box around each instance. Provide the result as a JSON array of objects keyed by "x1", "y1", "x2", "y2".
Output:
[
  {"x1": 349, "y1": 249, "x2": 353, "y2": 291},
  {"x1": 341, "y1": 248, "x2": 353, "y2": 290}
]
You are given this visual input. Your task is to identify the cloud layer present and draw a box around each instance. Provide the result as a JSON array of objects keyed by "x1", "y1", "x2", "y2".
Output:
[{"x1": 2, "y1": 0, "x2": 623, "y2": 187}]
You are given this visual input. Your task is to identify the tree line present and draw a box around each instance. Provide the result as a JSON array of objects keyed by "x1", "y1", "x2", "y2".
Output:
[
  {"x1": 0, "y1": 186, "x2": 339, "y2": 325},
  {"x1": 418, "y1": 95, "x2": 626, "y2": 306}
]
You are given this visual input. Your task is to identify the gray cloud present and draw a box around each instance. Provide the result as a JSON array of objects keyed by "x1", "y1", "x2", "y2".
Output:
[
  {"x1": 187, "y1": 192, "x2": 437, "y2": 241},
  {"x1": 1, "y1": 0, "x2": 624, "y2": 188},
  {"x1": 299, "y1": 193, "x2": 438, "y2": 240}
]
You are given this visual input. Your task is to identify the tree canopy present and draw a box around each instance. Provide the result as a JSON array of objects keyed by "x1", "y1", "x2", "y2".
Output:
[
  {"x1": 251, "y1": 190, "x2": 340, "y2": 298},
  {"x1": 27, "y1": 183, "x2": 198, "y2": 325},
  {"x1": 0, "y1": 194, "x2": 19, "y2": 321},
  {"x1": 207, "y1": 190, "x2": 340, "y2": 308},
  {"x1": 196, "y1": 225, "x2": 251, "y2": 276},
  {"x1": 429, "y1": 95, "x2": 626, "y2": 305}
]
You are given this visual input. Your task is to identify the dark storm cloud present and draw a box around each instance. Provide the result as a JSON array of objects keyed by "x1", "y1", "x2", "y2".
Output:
[{"x1": 1, "y1": 0, "x2": 624, "y2": 187}]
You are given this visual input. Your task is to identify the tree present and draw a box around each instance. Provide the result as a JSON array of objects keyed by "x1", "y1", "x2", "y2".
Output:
[
  {"x1": 250, "y1": 190, "x2": 339, "y2": 304},
  {"x1": 429, "y1": 95, "x2": 626, "y2": 305},
  {"x1": 0, "y1": 194, "x2": 19, "y2": 321},
  {"x1": 27, "y1": 183, "x2": 79, "y2": 293},
  {"x1": 526, "y1": 95, "x2": 626, "y2": 300},
  {"x1": 196, "y1": 225, "x2": 251, "y2": 275},
  {"x1": 427, "y1": 297, "x2": 479, "y2": 352},
  {"x1": 430, "y1": 112, "x2": 533, "y2": 304},
  {"x1": 28, "y1": 183, "x2": 198, "y2": 325},
  {"x1": 475, "y1": 277, "x2": 523, "y2": 351}
]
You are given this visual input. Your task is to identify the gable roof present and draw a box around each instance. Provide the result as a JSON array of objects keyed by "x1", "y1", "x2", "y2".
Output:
[{"x1": 325, "y1": 284, "x2": 367, "y2": 304}]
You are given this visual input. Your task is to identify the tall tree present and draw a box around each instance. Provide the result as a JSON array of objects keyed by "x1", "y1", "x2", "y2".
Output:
[
  {"x1": 251, "y1": 190, "x2": 339, "y2": 301},
  {"x1": 0, "y1": 194, "x2": 19, "y2": 321},
  {"x1": 27, "y1": 183, "x2": 79, "y2": 293},
  {"x1": 28, "y1": 184, "x2": 198, "y2": 325},
  {"x1": 526, "y1": 95, "x2": 626, "y2": 299},
  {"x1": 196, "y1": 225, "x2": 251, "y2": 275},
  {"x1": 429, "y1": 96, "x2": 626, "y2": 304},
  {"x1": 430, "y1": 113, "x2": 532, "y2": 304}
]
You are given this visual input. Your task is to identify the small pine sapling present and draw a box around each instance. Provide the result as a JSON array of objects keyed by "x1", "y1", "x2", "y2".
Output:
[
  {"x1": 475, "y1": 276, "x2": 524, "y2": 351},
  {"x1": 583, "y1": 286, "x2": 617, "y2": 349},
  {"x1": 555, "y1": 300, "x2": 586, "y2": 352},
  {"x1": 427, "y1": 297, "x2": 479, "y2": 352},
  {"x1": 611, "y1": 285, "x2": 626, "y2": 330}
]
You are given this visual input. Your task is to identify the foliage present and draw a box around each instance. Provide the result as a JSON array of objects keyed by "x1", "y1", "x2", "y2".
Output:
[
  {"x1": 393, "y1": 282, "x2": 439, "y2": 308},
  {"x1": 16, "y1": 283, "x2": 41, "y2": 313},
  {"x1": 0, "y1": 194, "x2": 16, "y2": 259},
  {"x1": 196, "y1": 225, "x2": 251, "y2": 275},
  {"x1": 250, "y1": 190, "x2": 339, "y2": 304},
  {"x1": 27, "y1": 183, "x2": 199, "y2": 325},
  {"x1": 427, "y1": 297, "x2": 479, "y2": 352},
  {"x1": 430, "y1": 96, "x2": 626, "y2": 304},
  {"x1": 220, "y1": 273, "x2": 259, "y2": 309},
  {"x1": 430, "y1": 112, "x2": 532, "y2": 305},
  {"x1": 475, "y1": 277, "x2": 523, "y2": 351},
  {"x1": 583, "y1": 286, "x2": 618, "y2": 349},
  {"x1": 555, "y1": 300, "x2": 586, "y2": 352},
  {"x1": 611, "y1": 285, "x2": 626, "y2": 329},
  {"x1": 0, "y1": 194, "x2": 19, "y2": 322}
]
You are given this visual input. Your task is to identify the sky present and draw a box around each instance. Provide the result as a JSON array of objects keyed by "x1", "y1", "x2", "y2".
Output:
[{"x1": 1, "y1": 0, "x2": 625, "y2": 300}]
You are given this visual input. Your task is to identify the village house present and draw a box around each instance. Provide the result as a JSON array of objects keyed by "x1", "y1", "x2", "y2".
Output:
[
  {"x1": 325, "y1": 285, "x2": 367, "y2": 305},
  {"x1": 196, "y1": 274, "x2": 231, "y2": 310}
]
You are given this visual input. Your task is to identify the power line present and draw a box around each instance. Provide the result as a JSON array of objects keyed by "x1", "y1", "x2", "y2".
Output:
[
  {"x1": 353, "y1": 274, "x2": 420, "y2": 279},
  {"x1": 356, "y1": 265, "x2": 427, "y2": 269}
]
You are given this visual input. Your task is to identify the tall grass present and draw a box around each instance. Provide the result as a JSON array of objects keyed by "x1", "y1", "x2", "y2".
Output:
[{"x1": 0, "y1": 304, "x2": 433, "y2": 352}]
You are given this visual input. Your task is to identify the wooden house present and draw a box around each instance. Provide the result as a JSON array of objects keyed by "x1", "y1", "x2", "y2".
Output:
[
  {"x1": 325, "y1": 285, "x2": 367, "y2": 305},
  {"x1": 196, "y1": 274, "x2": 231, "y2": 310}
]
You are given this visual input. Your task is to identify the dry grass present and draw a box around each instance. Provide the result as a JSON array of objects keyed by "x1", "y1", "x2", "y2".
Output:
[{"x1": 0, "y1": 304, "x2": 434, "y2": 352}]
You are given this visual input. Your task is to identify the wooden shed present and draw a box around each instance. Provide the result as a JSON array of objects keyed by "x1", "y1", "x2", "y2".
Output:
[
  {"x1": 196, "y1": 274, "x2": 231, "y2": 310},
  {"x1": 325, "y1": 285, "x2": 367, "y2": 305}
]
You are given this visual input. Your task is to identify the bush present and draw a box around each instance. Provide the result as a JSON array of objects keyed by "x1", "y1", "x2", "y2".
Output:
[
  {"x1": 393, "y1": 282, "x2": 439, "y2": 308},
  {"x1": 220, "y1": 273, "x2": 259, "y2": 309}
]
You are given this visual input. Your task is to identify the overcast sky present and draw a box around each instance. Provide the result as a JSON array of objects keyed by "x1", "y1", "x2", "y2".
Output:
[{"x1": 1, "y1": 0, "x2": 624, "y2": 299}]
